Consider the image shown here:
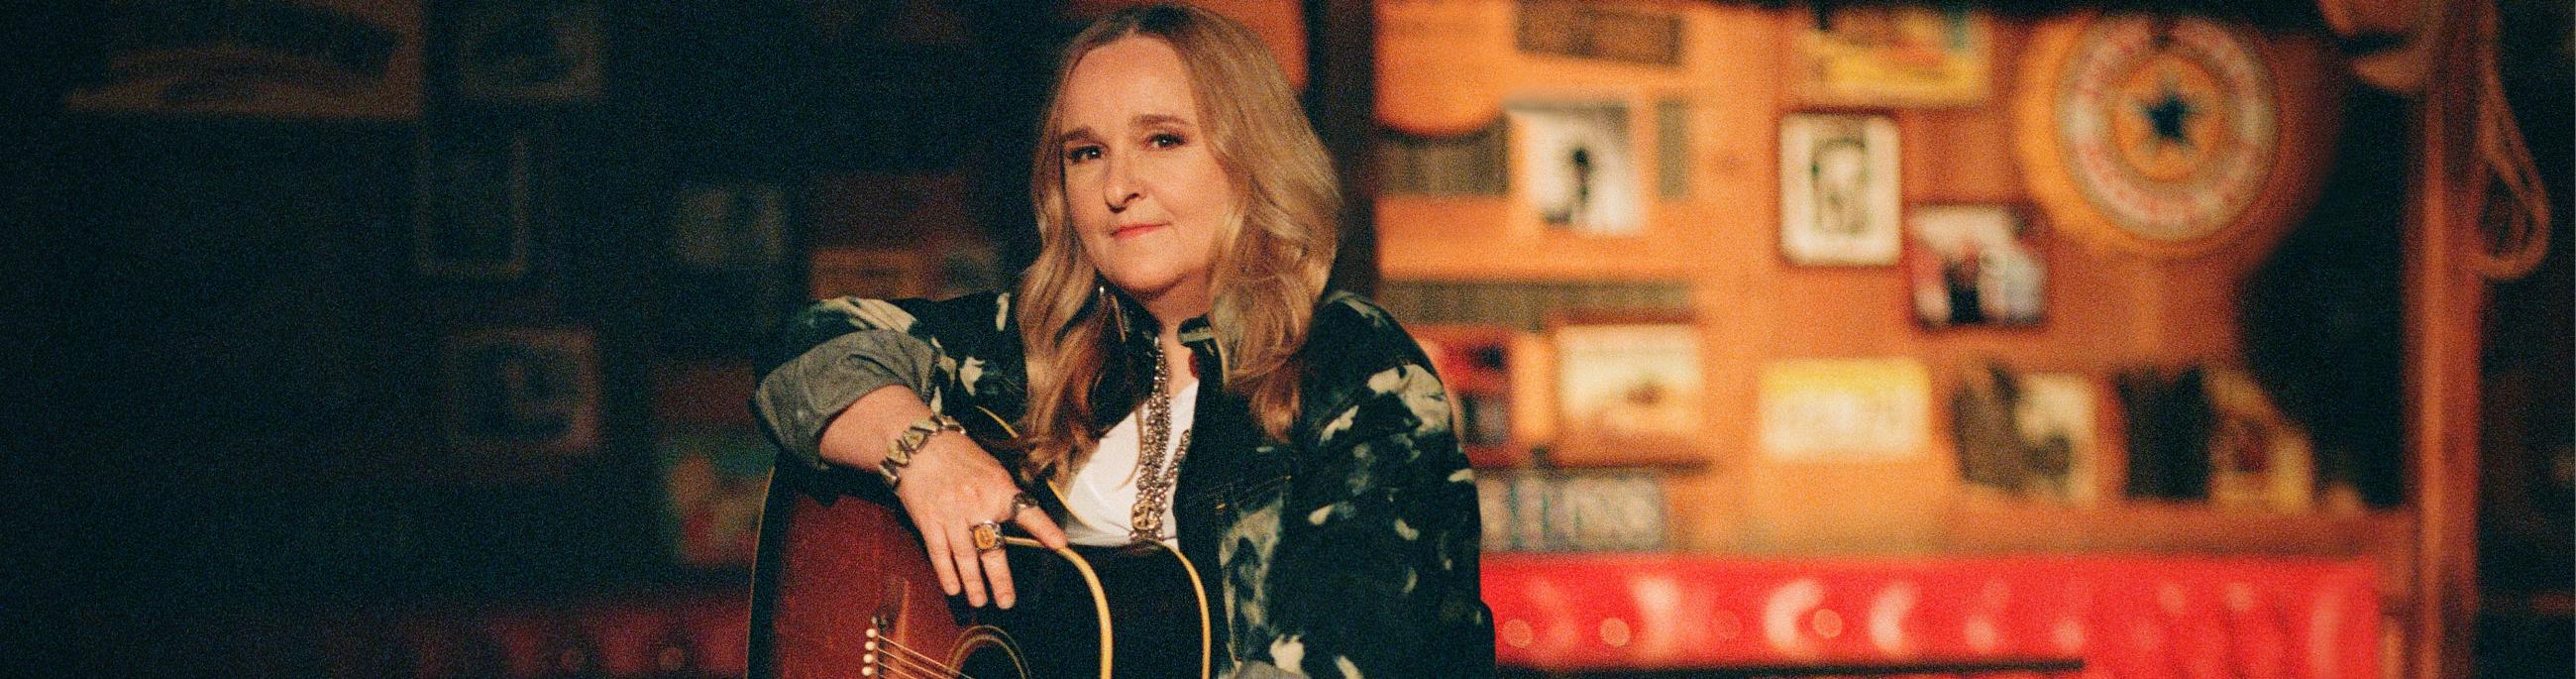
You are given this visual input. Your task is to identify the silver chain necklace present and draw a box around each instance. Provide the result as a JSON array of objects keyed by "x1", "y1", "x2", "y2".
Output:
[{"x1": 1127, "y1": 343, "x2": 1192, "y2": 543}]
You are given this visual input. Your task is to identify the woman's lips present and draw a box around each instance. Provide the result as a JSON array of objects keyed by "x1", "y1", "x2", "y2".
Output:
[{"x1": 1111, "y1": 222, "x2": 1166, "y2": 239}]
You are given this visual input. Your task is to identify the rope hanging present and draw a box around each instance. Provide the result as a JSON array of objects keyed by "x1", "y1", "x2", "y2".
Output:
[{"x1": 2460, "y1": 1, "x2": 2553, "y2": 281}]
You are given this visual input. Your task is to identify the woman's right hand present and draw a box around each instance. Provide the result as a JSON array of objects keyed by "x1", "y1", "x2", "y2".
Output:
[
  {"x1": 814, "y1": 386, "x2": 1068, "y2": 610},
  {"x1": 889, "y1": 433, "x2": 1068, "y2": 610}
]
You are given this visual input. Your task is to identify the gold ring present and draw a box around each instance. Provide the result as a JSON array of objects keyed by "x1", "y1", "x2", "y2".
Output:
[{"x1": 969, "y1": 520, "x2": 1003, "y2": 552}]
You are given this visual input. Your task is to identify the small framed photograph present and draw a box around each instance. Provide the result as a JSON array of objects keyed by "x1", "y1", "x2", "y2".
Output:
[
  {"x1": 808, "y1": 248, "x2": 934, "y2": 301},
  {"x1": 1413, "y1": 324, "x2": 1527, "y2": 468},
  {"x1": 1507, "y1": 100, "x2": 1643, "y2": 236},
  {"x1": 1550, "y1": 314, "x2": 1703, "y2": 467},
  {"x1": 1793, "y1": 2, "x2": 1993, "y2": 108},
  {"x1": 414, "y1": 123, "x2": 539, "y2": 281},
  {"x1": 656, "y1": 427, "x2": 774, "y2": 569},
  {"x1": 1906, "y1": 204, "x2": 2045, "y2": 327},
  {"x1": 453, "y1": 0, "x2": 605, "y2": 104},
  {"x1": 1779, "y1": 113, "x2": 1901, "y2": 266},
  {"x1": 1954, "y1": 364, "x2": 2101, "y2": 505},
  {"x1": 441, "y1": 327, "x2": 600, "y2": 458}
]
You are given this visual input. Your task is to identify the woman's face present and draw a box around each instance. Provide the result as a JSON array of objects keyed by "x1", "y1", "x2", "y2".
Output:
[{"x1": 1055, "y1": 36, "x2": 1234, "y2": 321}]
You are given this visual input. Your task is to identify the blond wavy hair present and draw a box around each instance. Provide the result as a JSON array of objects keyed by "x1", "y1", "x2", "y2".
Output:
[{"x1": 1015, "y1": 3, "x2": 1340, "y2": 480}]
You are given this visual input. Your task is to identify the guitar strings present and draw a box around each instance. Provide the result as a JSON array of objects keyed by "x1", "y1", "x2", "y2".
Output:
[
  {"x1": 870, "y1": 647, "x2": 955, "y2": 679},
  {"x1": 871, "y1": 635, "x2": 982, "y2": 679}
]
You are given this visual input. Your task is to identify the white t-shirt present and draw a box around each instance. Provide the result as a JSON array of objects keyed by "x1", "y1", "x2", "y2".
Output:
[{"x1": 1060, "y1": 380, "x2": 1200, "y2": 548}]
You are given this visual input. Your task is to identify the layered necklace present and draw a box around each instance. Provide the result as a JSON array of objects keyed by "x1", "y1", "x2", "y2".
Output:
[{"x1": 1127, "y1": 342, "x2": 1192, "y2": 543}]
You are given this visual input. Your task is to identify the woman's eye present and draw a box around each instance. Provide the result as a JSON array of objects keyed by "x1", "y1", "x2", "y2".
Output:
[
  {"x1": 1065, "y1": 146, "x2": 1102, "y2": 164},
  {"x1": 1147, "y1": 133, "x2": 1184, "y2": 149}
]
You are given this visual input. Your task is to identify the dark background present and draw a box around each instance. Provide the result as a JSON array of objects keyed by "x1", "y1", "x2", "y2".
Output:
[{"x1": 1, "y1": 0, "x2": 2564, "y2": 676}]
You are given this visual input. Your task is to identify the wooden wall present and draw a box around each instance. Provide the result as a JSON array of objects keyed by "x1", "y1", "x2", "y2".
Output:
[{"x1": 1368, "y1": 1, "x2": 2407, "y2": 560}]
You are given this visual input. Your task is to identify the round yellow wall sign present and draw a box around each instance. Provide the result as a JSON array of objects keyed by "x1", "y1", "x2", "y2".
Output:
[{"x1": 2016, "y1": 13, "x2": 2283, "y2": 258}]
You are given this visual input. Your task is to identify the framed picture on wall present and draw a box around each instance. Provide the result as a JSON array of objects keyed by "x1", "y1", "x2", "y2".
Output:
[
  {"x1": 670, "y1": 183, "x2": 789, "y2": 269},
  {"x1": 656, "y1": 427, "x2": 773, "y2": 569},
  {"x1": 2115, "y1": 365, "x2": 2317, "y2": 512},
  {"x1": 661, "y1": 182, "x2": 801, "y2": 357},
  {"x1": 1475, "y1": 468, "x2": 1667, "y2": 551},
  {"x1": 63, "y1": 3, "x2": 424, "y2": 119},
  {"x1": 413, "y1": 122, "x2": 539, "y2": 281},
  {"x1": 1779, "y1": 113, "x2": 1901, "y2": 266},
  {"x1": 2201, "y1": 367, "x2": 2317, "y2": 512},
  {"x1": 1793, "y1": 1, "x2": 1993, "y2": 108},
  {"x1": 1413, "y1": 324, "x2": 1528, "y2": 468},
  {"x1": 1954, "y1": 364, "x2": 2102, "y2": 505},
  {"x1": 808, "y1": 248, "x2": 934, "y2": 301},
  {"x1": 1507, "y1": 100, "x2": 1643, "y2": 236},
  {"x1": 1550, "y1": 314, "x2": 1703, "y2": 467},
  {"x1": 1515, "y1": 0, "x2": 1685, "y2": 66},
  {"x1": 1758, "y1": 357, "x2": 1931, "y2": 462},
  {"x1": 440, "y1": 327, "x2": 600, "y2": 459},
  {"x1": 452, "y1": 0, "x2": 605, "y2": 104},
  {"x1": 1906, "y1": 204, "x2": 2045, "y2": 327}
]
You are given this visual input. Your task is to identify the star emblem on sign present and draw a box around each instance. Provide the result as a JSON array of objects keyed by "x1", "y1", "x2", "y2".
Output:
[{"x1": 2140, "y1": 74, "x2": 2200, "y2": 149}]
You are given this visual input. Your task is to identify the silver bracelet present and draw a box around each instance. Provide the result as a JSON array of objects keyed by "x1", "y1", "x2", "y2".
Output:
[{"x1": 879, "y1": 413, "x2": 961, "y2": 488}]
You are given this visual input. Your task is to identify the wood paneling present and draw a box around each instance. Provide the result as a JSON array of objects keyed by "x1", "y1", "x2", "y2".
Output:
[{"x1": 1374, "y1": 3, "x2": 2395, "y2": 562}]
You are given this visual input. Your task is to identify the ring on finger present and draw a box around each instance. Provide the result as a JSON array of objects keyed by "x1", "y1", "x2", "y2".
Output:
[
  {"x1": 1003, "y1": 492, "x2": 1040, "y2": 519},
  {"x1": 969, "y1": 520, "x2": 1004, "y2": 552}
]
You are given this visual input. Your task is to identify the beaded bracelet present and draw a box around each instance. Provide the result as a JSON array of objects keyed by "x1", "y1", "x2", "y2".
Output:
[{"x1": 880, "y1": 413, "x2": 962, "y2": 489}]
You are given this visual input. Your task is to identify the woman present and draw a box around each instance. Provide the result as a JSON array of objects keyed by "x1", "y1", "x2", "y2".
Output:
[{"x1": 752, "y1": 4, "x2": 1491, "y2": 677}]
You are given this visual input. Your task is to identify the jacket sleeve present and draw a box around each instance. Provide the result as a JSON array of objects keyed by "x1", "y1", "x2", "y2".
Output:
[
  {"x1": 1258, "y1": 339, "x2": 1494, "y2": 677},
  {"x1": 750, "y1": 293, "x2": 1015, "y2": 472}
]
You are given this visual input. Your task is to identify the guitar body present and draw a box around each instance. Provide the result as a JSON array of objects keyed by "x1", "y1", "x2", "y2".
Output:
[{"x1": 749, "y1": 461, "x2": 1213, "y2": 679}]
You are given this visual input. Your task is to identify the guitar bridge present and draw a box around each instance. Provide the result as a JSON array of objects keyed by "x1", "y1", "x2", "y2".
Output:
[{"x1": 861, "y1": 580, "x2": 906, "y2": 677}]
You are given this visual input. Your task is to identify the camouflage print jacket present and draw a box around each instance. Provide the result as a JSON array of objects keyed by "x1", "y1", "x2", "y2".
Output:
[{"x1": 752, "y1": 289, "x2": 1494, "y2": 679}]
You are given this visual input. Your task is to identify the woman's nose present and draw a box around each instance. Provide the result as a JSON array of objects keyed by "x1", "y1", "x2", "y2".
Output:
[{"x1": 1101, "y1": 154, "x2": 1140, "y2": 210}]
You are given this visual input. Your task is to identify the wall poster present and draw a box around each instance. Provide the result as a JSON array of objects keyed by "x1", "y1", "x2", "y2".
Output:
[
  {"x1": 1758, "y1": 358, "x2": 1930, "y2": 462},
  {"x1": 1793, "y1": 1, "x2": 1993, "y2": 108}
]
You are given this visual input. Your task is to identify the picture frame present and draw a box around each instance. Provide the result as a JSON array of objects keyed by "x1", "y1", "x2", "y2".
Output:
[
  {"x1": 1757, "y1": 358, "x2": 1931, "y2": 462},
  {"x1": 2115, "y1": 365, "x2": 2317, "y2": 512},
  {"x1": 1905, "y1": 204, "x2": 2046, "y2": 328},
  {"x1": 1953, "y1": 364, "x2": 2101, "y2": 505},
  {"x1": 1475, "y1": 468, "x2": 1667, "y2": 552},
  {"x1": 61, "y1": 2, "x2": 423, "y2": 119},
  {"x1": 413, "y1": 121, "x2": 539, "y2": 281},
  {"x1": 1507, "y1": 100, "x2": 1643, "y2": 236},
  {"x1": 440, "y1": 327, "x2": 600, "y2": 459},
  {"x1": 2201, "y1": 367, "x2": 2317, "y2": 512},
  {"x1": 670, "y1": 183, "x2": 790, "y2": 270},
  {"x1": 1549, "y1": 313, "x2": 1704, "y2": 467},
  {"x1": 1793, "y1": 1, "x2": 1993, "y2": 108},
  {"x1": 660, "y1": 182, "x2": 801, "y2": 357},
  {"x1": 1412, "y1": 324, "x2": 1527, "y2": 468},
  {"x1": 1779, "y1": 113, "x2": 1901, "y2": 266},
  {"x1": 452, "y1": 0, "x2": 605, "y2": 104},
  {"x1": 808, "y1": 248, "x2": 935, "y2": 301},
  {"x1": 656, "y1": 427, "x2": 774, "y2": 570},
  {"x1": 1514, "y1": 0, "x2": 1685, "y2": 66}
]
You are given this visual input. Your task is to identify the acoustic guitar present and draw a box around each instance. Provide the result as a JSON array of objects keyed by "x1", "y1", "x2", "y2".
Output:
[{"x1": 748, "y1": 449, "x2": 1215, "y2": 679}]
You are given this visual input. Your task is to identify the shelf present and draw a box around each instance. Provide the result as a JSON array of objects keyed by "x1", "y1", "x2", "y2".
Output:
[{"x1": 1940, "y1": 498, "x2": 2415, "y2": 559}]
